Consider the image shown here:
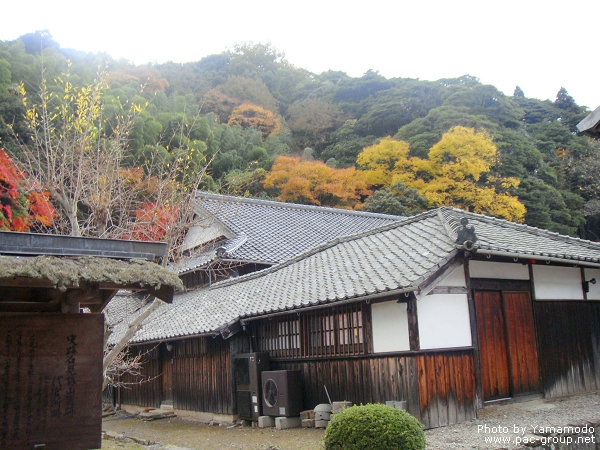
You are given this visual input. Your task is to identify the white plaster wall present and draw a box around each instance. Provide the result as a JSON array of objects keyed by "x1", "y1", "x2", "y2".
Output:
[
  {"x1": 182, "y1": 224, "x2": 224, "y2": 251},
  {"x1": 468, "y1": 260, "x2": 530, "y2": 280},
  {"x1": 439, "y1": 264, "x2": 466, "y2": 287},
  {"x1": 532, "y1": 265, "x2": 583, "y2": 300},
  {"x1": 418, "y1": 294, "x2": 472, "y2": 349},
  {"x1": 584, "y1": 268, "x2": 600, "y2": 300},
  {"x1": 371, "y1": 301, "x2": 410, "y2": 353}
]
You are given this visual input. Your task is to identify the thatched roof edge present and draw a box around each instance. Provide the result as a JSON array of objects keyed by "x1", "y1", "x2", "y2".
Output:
[{"x1": 0, "y1": 256, "x2": 185, "y2": 292}]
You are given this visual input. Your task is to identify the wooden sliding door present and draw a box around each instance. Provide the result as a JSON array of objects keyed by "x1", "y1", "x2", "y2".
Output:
[{"x1": 475, "y1": 290, "x2": 540, "y2": 401}]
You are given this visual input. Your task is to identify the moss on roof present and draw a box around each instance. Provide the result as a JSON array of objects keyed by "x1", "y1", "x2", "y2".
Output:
[{"x1": 0, "y1": 256, "x2": 185, "y2": 292}]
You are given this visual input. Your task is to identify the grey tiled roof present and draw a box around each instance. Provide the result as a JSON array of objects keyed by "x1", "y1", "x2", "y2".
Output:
[
  {"x1": 103, "y1": 292, "x2": 145, "y2": 327},
  {"x1": 121, "y1": 207, "x2": 600, "y2": 344},
  {"x1": 577, "y1": 104, "x2": 600, "y2": 136},
  {"x1": 440, "y1": 208, "x2": 600, "y2": 263},
  {"x1": 189, "y1": 192, "x2": 403, "y2": 266}
]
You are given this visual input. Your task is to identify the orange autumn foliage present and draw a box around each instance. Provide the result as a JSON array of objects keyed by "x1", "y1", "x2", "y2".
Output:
[
  {"x1": 263, "y1": 156, "x2": 371, "y2": 209},
  {"x1": 228, "y1": 104, "x2": 280, "y2": 138},
  {"x1": 128, "y1": 202, "x2": 178, "y2": 242},
  {"x1": 0, "y1": 149, "x2": 55, "y2": 231}
]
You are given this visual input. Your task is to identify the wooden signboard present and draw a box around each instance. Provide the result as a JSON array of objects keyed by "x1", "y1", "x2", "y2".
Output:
[{"x1": 0, "y1": 313, "x2": 104, "y2": 450}]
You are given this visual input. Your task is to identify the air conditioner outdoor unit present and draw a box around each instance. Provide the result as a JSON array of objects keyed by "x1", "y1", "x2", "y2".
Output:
[
  {"x1": 233, "y1": 352, "x2": 269, "y2": 421},
  {"x1": 261, "y1": 370, "x2": 303, "y2": 417}
]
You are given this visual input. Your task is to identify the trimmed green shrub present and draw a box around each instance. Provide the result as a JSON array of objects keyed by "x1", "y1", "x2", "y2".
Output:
[{"x1": 323, "y1": 403, "x2": 425, "y2": 450}]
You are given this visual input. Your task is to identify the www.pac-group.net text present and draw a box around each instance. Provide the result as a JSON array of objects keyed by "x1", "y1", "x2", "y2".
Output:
[{"x1": 477, "y1": 424, "x2": 597, "y2": 446}]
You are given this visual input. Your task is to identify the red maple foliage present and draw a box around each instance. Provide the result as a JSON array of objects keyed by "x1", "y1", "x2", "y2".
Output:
[
  {"x1": 0, "y1": 149, "x2": 55, "y2": 232},
  {"x1": 128, "y1": 202, "x2": 178, "y2": 242}
]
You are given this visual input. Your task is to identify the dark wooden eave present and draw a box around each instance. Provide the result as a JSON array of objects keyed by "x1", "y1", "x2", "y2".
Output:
[{"x1": 0, "y1": 278, "x2": 175, "y2": 313}]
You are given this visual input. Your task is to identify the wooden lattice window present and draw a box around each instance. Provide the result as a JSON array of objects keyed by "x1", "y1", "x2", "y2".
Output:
[{"x1": 253, "y1": 302, "x2": 367, "y2": 359}]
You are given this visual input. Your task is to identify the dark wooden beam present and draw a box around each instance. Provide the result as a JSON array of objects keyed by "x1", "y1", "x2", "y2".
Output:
[
  {"x1": 0, "y1": 277, "x2": 55, "y2": 289},
  {"x1": 407, "y1": 292, "x2": 420, "y2": 351},
  {"x1": 86, "y1": 289, "x2": 118, "y2": 313},
  {"x1": 465, "y1": 257, "x2": 484, "y2": 410},
  {"x1": 87, "y1": 282, "x2": 174, "y2": 303},
  {"x1": 428, "y1": 286, "x2": 469, "y2": 295},
  {"x1": 0, "y1": 301, "x2": 61, "y2": 313},
  {"x1": 470, "y1": 278, "x2": 531, "y2": 291},
  {"x1": 145, "y1": 284, "x2": 175, "y2": 303},
  {"x1": 417, "y1": 255, "x2": 463, "y2": 298}
]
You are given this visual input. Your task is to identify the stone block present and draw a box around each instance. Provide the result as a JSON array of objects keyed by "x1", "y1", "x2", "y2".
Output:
[
  {"x1": 258, "y1": 416, "x2": 276, "y2": 428},
  {"x1": 300, "y1": 410, "x2": 314, "y2": 420},
  {"x1": 302, "y1": 418, "x2": 315, "y2": 428},
  {"x1": 314, "y1": 403, "x2": 332, "y2": 412},
  {"x1": 315, "y1": 419, "x2": 329, "y2": 428},
  {"x1": 315, "y1": 411, "x2": 331, "y2": 421},
  {"x1": 275, "y1": 416, "x2": 302, "y2": 429},
  {"x1": 332, "y1": 401, "x2": 353, "y2": 411}
]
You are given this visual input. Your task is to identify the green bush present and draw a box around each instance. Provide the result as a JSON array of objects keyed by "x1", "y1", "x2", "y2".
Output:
[{"x1": 323, "y1": 403, "x2": 425, "y2": 450}]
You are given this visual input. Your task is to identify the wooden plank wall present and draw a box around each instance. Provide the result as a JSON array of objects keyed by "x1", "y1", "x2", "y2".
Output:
[
  {"x1": 416, "y1": 350, "x2": 476, "y2": 429},
  {"x1": 172, "y1": 337, "x2": 233, "y2": 414},
  {"x1": 119, "y1": 345, "x2": 162, "y2": 408},
  {"x1": 272, "y1": 356, "x2": 420, "y2": 421},
  {"x1": 272, "y1": 349, "x2": 476, "y2": 429},
  {"x1": 534, "y1": 301, "x2": 600, "y2": 398}
]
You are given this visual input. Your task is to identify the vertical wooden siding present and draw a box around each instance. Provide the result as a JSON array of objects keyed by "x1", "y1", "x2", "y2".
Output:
[
  {"x1": 272, "y1": 349, "x2": 475, "y2": 429},
  {"x1": 534, "y1": 301, "x2": 600, "y2": 398},
  {"x1": 172, "y1": 337, "x2": 233, "y2": 415},
  {"x1": 416, "y1": 351, "x2": 476, "y2": 429},
  {"x1": 502, "y1": 292, "x2": 540, "y2": 396},
  {"x1": 272, "y1": 356, "x2": 420, "y2": 421},
  {"x1": 475, "y1": 291, "x2": 510, "y2": 400},
  {"x1": 117, "y1": 339, "x2": 233, "y2": 414},
  {"x1": 475, "y1": 291, "x2": 541, "y2": 401},
  {"x1": 119, "y1": 345, "x2": 162, "y2": 408}
]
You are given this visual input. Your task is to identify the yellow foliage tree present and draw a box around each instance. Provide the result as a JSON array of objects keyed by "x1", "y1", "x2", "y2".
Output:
[
  {"x1": 263, "y1": 156, "x2": 371, "y2": 209},
  {"x1": 356, "y1": 138, "x2": 410, "y2": 187},
  {"x1": 358, "y1": 127, "x2": 526, "y2": 222}
]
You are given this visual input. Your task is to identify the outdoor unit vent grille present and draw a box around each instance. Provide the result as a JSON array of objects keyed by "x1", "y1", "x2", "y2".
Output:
[{"x1": 261, "y1": 370, "x2": 302, "y2": 417}]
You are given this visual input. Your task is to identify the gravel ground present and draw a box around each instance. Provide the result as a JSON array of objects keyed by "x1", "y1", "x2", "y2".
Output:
[
  {"x1": 101, "y1": 392, "x2": 600, "y2": 449},
  {"x1": 425, "y1": 392, "x2": 600, "y2": 449},
  {"x1": 102, "y1": 415, "x2": 325, "y2": 449}
]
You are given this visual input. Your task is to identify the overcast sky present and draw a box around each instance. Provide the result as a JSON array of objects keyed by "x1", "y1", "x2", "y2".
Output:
[{"x1": 1, "y1": 0, "x2": 598, "y2": 109}]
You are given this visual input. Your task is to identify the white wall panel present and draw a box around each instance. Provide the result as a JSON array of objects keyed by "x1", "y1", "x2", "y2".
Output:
[
  {"x1": 469, "y1": 260, "x2": 529, "y2": 280},
  {"x1": 532, "y1": 265, "x2": 583, "y2": 300},
  {"x1": 439, "y1": 264, "x2": 466, "y2": 287},
  {"x1": 371, "y1": 301, "x2": 410, "y2": 353},
  {"x1": 418, "y1": 294, "x2": 472, "y2": 349}
]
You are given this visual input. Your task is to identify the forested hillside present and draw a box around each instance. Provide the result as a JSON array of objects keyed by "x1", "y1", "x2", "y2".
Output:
[{"x1": 1, "y1": 31, "x2": 599, "y2": 242}]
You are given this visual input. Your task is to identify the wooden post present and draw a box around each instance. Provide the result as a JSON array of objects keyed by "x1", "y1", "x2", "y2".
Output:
[
  {"x1": 407, "y1": 293, "x2": 420, "y2": 351},
  {"x1": 464, "y1": 256, "x2": 483, "y2": 409}
]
